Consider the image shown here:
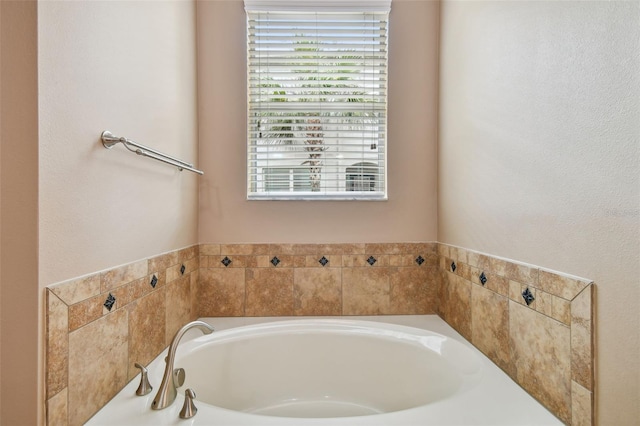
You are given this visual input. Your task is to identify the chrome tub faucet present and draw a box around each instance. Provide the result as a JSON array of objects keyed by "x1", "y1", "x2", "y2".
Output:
[{"x1": 151, "y1": 320, "x2": 214, "y2": 410}]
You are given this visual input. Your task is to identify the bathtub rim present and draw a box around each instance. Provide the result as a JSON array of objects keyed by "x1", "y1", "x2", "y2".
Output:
[{"x1": 86, "y1": 315, "x2": 564, "y2": 426}]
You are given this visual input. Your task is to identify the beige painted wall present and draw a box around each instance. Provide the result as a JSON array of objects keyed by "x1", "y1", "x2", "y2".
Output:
[
  {"x1": 197, "y1": 0, "x2": 440, "y2": 244},
  {"x1": 38, "y1": 0, "x2": 199, "y2": 286},
  {"x1": 438, "y1": 1, "x2": 640, "y2": 424},
  {"x1": 0, "y1": 1, "x2": 40, "y2": 424}
]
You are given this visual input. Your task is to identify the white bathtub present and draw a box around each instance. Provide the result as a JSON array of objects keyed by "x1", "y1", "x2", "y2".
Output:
[{"x1": 88, "y1": 316, "x2": 562, "y2": 425}]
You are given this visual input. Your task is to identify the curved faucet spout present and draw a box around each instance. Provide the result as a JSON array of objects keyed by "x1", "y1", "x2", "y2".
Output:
[{"x1": 151, "y1": 320, "x2": 214, "y2": 410}]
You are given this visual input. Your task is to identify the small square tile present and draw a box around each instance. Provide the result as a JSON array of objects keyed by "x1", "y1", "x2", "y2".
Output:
[
  {"x1": 271, "y1": 256, "x2": 281, "y2": 267},
  {"x1": 522, "y1": 287, "x2": 535, "y2": 306},
  {"x1": 103, "y1": 293, "x2": 116, "y2": 311},
  {"x1": 415, "y1": 255, "x2": 425, "y2": 266},
  {"x1": 221, "y1": 256, "x2": 232, "y2": 267},
  {"x1": 319, "y1": 256, "x2": 329, "y2": 267},
  {"x1": 367, "y1": 256, "x2": 377, "y2": 266}
]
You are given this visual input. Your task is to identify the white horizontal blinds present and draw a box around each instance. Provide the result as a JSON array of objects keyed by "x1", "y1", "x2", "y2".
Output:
[{"x1": 247, "y1": 2, "x2": 389, "y2": 200}]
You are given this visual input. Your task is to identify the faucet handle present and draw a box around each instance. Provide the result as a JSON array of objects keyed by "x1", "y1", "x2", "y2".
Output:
[
  {"x1": 134, "y1": 363, "x2": 153, "y2": 396},
  {"x1": 179, "y1": 389, "x2": 198, "y2": 419},
  {"x1": 173, "y1": 367, "x2": 186, "y2": 388}
]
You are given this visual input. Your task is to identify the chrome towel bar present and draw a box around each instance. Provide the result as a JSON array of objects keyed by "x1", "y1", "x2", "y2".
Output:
[{"x1": 101, "y1": 130, "x2": 204, "y2": 175}]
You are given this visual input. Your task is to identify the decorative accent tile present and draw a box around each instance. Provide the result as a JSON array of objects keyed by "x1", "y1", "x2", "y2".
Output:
[
  {"x1": 367, "y1": 256, "x2": 377, "y2": 266},
  {"x1": 221, "y1": 256, "x2": 232, "y2": 267},
  {"x1": 451, "y1": 261, "x2": 457, "y2": 272},
  {"x1": 270, "y1": 256, "x2": 281, "y2": 267},
  {"x1": 522, "y1": 287, "x2": 535, "y2": 306},
  {"x1": 319, "y1": 256, "x2": 329, "y2": 267},
  {"x1": 415, "y1": 255, "x2": 425, "y2": 266},
  {"x1": 150, "y1": 274, "x2": 158, "y2": 288},
  {"x1": 180, "y1": 264, "x2": 186, "y2": 275},
  {"x1": 479, "y1": 271, "x2": 487, "y2": 286},
  {"x1": 103, "y1": 293, "x2": 116, "y2": 311}
]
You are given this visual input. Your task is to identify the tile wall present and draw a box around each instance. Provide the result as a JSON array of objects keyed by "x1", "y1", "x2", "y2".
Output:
[
  {"x1": 44, "y1": 242, "x2": 594, "y2": 425},
  {"x1": 197, "y1": 243, "x2": 439, "y2": 317},
  {"x1": 45, "y1": 246, "x2": 199, "y2": 425},
  {"x1": 437, "y1": 244, "x2": 594, "y2": 426}
]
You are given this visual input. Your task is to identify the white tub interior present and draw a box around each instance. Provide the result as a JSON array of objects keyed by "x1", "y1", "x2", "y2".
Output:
[{"x1": 174, "y1": 321, "x2": 482, "y2": 418}]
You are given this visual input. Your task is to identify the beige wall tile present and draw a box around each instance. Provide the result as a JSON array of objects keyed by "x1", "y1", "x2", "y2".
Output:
[
  {"x1": 304, "y1": 255, "x2": 341, "y2": 268},
  {"x1": 100, "y1": 260, "x2": 148, "y2": 292},
  {"x1": 266, "y1": 254, "x2": 305, "y2": 268},
  {"x1": 177, "y1": 245, "x2": 199, "y2": 263},
  {"x1": 437, "y1": 243, "x2": 450, "y2": 258},
  {"x1": 456, "y1": 262, "x2": 472, "y2": 281},
  {"x1": 212, "y1": 255, "x2": 259, "y2": 269},
  {"x1": 509, "y1": 301, "x2": 571, "y2": 423},
  {"x1": 389, "y1": 267, "x2": 437, "y2": 314},
  {"x1": 452, "y1": 246, "x2": 469, "y2": 264},
  {"x1": 365, "y1": 242, "x2": 430, "y2": 255},
  {"x1": 190, "y1": 271, "x2": 200, "y2": 321},
  {"x1": 127, "y1": 276, "x2": 156, "y2": 302},
  {"x1": 571, "y1": 285, "x2": 594, "y2": 391},
  {"x1": 245, "y1": 268, "x2": 294, "y2": 316},
  {"x1": 198, "y1": 268, "x2": 245, "y2": 317},
  {"x1": 127, "y1": 289, "x2": 166, "y2": 381},
  {"x1": 46, "y1": 291, "x2": 68, "y2": 398},
  {"x1": 148, "y1": 251, "x2": 178, "y2": 274},
  {"x1": 46, "y1": 387, "x2": 68, "y2": 426},
  {"x1": 221, "y1": 243, "x2": 269, "y2": 255},
  {"x1": 320, "y1": 243, "x2": 366, "y2": 255},
  {"x1": 165, "y1": 275, "x2": 193, "y2": 344},
  {"x1": 293, "y1": 268, "x2": 342, "y2": 316},
  {"x1": 504, "y1": 261, "x2": 538, "y2": 286},
  {"x1": 166, "y1": 257, "x2": 198, "y2": 282},
  {"x1": 49, "y1": 274, "x2": 101, "y2": 305},
  {"x1": 471, "y1": 285, "x2": 512, "y2": 376},
  {"x1": 68, "y1": 309, "x2": 128, "y2": 426},
  {"x1": 509, "y1": 280, "x2": 536, "y2": 309},
  {"x1": 268, "y1": 243, "x2": 297, "y2": 255},
  {"x1": 68, "y1": 294, "x2": 107, "y2": 331},
  {"x1": 538, "y1": 269, "x2": 591, "y2": 300},
  {"x1": 388, "y1": 254, "x2": 414, "y2": 267},
  {"x1": 441, "y1": 273, "x2": 471, "y2": 340},
  {"x1": 200, "y1": 244, "x2": 221, "y2": 255},
  {"x1": 572, "y1": 380, "x2": 594, "y2": 426},
  {"x1": 552, "y1": 295, "x2": 571, "y2": 326},
  {"x1": 488, "y1": 256, "x2": 508, "y2": 276},
  {"x1": 535, "y1": 290, "x2": 553, "y2": 317},
  {"x1": 342, "y1": 267, "x2": 390, "y2": 315},
  {"x1": 342, "y1": 254, "x2": 389, "y2": 267},
  {"x1": 466, "y1": 250, "x2": 480, "y2": 268},
  {"x1": 469, "y1": 266, "x2": 508, "y2": 296}
]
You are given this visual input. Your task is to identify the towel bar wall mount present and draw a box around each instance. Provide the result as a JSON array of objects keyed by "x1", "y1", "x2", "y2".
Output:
[{"x1": 101, "y1": 130, "x2": 204, "y2": 175}]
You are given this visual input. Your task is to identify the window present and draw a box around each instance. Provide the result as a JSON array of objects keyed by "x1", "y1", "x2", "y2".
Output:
[
  {"x1": 245, "y1": 0, "x2": 390, "y2": 200},
  {"x1": 346, "y1": 162, "x2": 378, "y2": 192}
]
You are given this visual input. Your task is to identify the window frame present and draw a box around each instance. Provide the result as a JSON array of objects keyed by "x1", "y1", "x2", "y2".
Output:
[{"x1": 245, "y1": 0, "x2": 391, "y2": 201}]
